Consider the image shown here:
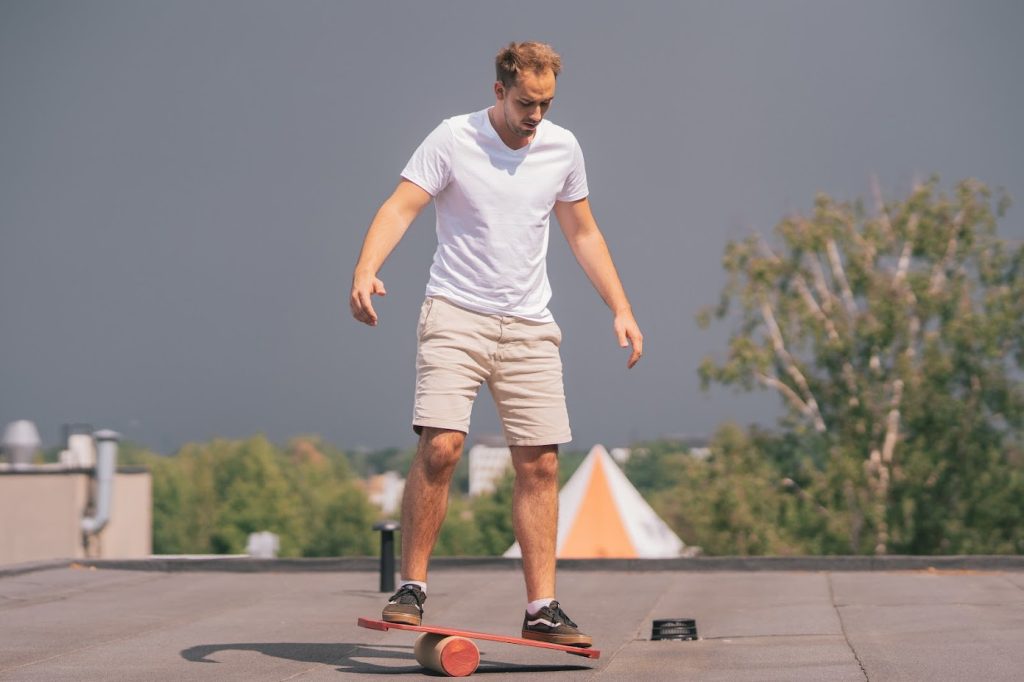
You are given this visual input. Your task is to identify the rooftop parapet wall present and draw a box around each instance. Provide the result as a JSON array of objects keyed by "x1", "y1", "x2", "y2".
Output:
[{"x1": 0, "y1": 469, "x2": 151, "y2": 566}]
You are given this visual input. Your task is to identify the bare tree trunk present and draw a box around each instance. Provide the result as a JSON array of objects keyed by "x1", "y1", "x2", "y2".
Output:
[
  {"x1": 759, "y1": 298, "x2": 827, "y2": 432},
  {"x1": 867, "y1": 378, "x2": 904, "y2": 555}
]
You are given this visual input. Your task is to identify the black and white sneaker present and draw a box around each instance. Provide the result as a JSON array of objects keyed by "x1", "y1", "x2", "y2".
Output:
[
  {"x1": 382, "y1": 584, "x2": 426, "y2": 625},
  {"x1": 521, "y1": 600, "x2": 592, "y2": 647}
]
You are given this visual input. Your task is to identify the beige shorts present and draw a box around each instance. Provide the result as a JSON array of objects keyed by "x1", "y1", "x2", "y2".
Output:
[{"x1": 413, "y1": 297, "x2": 572, "y2": 446}]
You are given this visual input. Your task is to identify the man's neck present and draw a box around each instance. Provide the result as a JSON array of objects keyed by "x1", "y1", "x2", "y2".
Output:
[{"x1": 488, "y1": 106, "x2": 532, "y2": 150}]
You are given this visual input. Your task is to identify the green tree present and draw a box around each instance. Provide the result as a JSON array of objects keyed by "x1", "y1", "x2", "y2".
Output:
[
  {"x1": 430, "y1": 448, "x2": 587, "y2": 556},
  {"x1": 650, "y1": 424, "x2": 820, "y2": 555},
  {"x1": 151, "y1": 440, "x2": 220, "y2": 554},
  {"x1": 206, "y1": 436, "x2": 306, "y2": 556},
  {"x1": 285, "y1": 436, "x2": 376, "y2": 556},
  {"x1": 150, "y1": 435, "x2": 378, "y2": 557},
  {"x1": 699, "y1": 178, "x2": 1024, "y2": 554},
  {"x1": 150, "y1": 452, "x2": 196, "y2": 554},
  {"x1": 556, "y1": 449, "x2": 588, "y2": 487},
  {"x1": 434, "y1": 494, "x2": 484, "y2": 556},
  {"x1": 434, "y1": 472, "x2": 517, "y2": 556},
  {"x1": 468, "y1": 472, "x2": 517, "y2": 554},
  {"x1": 624, "y1": 440, "x2": 689, "y2": 494}
]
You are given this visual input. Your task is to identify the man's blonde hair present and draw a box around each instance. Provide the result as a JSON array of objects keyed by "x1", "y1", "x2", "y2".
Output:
[{"x1": 495, "y1": 41, "x2": 562, "y2": 88}]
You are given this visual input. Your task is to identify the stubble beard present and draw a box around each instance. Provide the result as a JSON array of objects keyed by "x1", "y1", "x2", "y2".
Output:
[{"x1": 503, "y1": 100, "x2": 535, "y2": 139}]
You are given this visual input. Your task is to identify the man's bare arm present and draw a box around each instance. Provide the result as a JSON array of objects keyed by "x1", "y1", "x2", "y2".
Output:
[
  {"x1": 554, "y1": 197, "x2": 644, "y2": 368},
  {"x1": 351, "y1": 179, "x2": 433, "y2": 326}
]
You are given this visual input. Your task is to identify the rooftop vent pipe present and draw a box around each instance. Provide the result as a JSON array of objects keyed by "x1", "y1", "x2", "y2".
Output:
[
  {"x1": 81, "y1": 430, "x2": 121, "y2": 535},
  {"x1": 2, "y1": 420, "x2": 41, "y2": 469}
]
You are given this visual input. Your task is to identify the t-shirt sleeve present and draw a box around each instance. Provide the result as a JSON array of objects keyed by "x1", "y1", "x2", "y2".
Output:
[
  {"x1": 556, "y1": 135, "x2": 589, "y2": 202},
  {"x1": 400, "y1": 121, "x2": 454, "y2": 196}
]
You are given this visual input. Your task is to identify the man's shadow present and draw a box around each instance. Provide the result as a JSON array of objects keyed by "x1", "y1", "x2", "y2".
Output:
[{"x1": 181, "y1": 641, "x2": 593, "y2": 675}]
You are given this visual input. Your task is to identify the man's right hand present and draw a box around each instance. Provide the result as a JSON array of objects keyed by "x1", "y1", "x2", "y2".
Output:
[
  {"x1": 348, "y1": 180, "x2": 432, "y2": 327},
  {"x1": 350, "y1": 272, "x2": 387, "y2": 326}
]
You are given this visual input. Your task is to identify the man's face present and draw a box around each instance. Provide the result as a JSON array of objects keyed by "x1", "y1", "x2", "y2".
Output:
[{"x1": 495, "y1": 68, "x2": 556, "y2": 139}]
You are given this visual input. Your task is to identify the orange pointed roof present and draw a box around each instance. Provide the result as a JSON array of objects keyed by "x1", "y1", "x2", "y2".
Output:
[
  {"x1": 505, "y1": 445, "x2": 685, "y2": 560},
  {"x1": 559, "y1": 449, "x2": 637, "y2": 558}
]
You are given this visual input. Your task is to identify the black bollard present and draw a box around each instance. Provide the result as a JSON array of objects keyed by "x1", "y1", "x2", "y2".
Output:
[{"x1": 373, "y1": 521, "x2": 400, "y2": 593}]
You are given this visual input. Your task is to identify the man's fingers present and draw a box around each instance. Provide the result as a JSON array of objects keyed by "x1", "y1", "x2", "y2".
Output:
[
  {"x1": 626, "y1": 328, "x2": 643, "y2": 369},
  {"x1": 614, "y1": 317, "x2": 643, "y2": 368},
  {"x1": 352, "y1": 289, "x2": 378, "y2": 326},
  {"x1": 349, "y1": 274, "x2": 387, "y2": 326},
  {"x1": 361, "y1": 292, "x2": 378, "y2": 325}
]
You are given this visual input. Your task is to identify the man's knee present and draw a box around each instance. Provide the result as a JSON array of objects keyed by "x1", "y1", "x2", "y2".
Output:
[
  {"x1": 417, "y1": 427, "x2": 466, "y2": 476},
  {"x1": 511, "y1": 445, "x2": 559, "y2": 484}
]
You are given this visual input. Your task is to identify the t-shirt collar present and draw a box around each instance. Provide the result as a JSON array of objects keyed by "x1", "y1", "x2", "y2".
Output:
[{"x1": 484, "y1": 107, "x2": 540, "y2": 153}]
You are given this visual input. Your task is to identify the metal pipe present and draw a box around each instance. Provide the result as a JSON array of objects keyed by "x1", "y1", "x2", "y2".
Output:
[{"x1": 80, "y1": 430, "x2": 121, "y2": 535}]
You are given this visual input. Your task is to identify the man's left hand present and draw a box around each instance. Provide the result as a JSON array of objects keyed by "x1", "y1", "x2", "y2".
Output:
[{"x1": 614, "y1": 310, "x2": 644, "y2": 368}]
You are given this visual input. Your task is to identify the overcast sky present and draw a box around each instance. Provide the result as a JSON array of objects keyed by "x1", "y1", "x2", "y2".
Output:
[{"x1": 2, "y1": 1, "x2": 1022, "y2": 453}]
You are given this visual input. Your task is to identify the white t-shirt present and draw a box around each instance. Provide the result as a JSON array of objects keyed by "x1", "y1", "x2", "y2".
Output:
[{"x1": 401, "y1": 108, "x2": 589, "y2": 322}]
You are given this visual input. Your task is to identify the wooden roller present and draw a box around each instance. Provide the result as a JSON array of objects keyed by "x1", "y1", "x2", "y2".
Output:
[{"x1": 414, "y1": 632, "x2": 481, "y2": 677}]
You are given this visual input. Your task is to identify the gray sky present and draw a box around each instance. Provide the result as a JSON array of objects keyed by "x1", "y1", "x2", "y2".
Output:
[{"x1": 2, "y1": 1, "x2": 1022, "y2": 453}]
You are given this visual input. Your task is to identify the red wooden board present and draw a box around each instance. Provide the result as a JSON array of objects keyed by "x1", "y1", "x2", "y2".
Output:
[{"x1": 357, "y1": 617, "x2": 600, "y2": 659}]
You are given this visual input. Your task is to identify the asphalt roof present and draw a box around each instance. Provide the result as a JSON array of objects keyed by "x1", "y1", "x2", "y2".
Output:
[{"x1": 2, "y1": 557, "x2": 1023, "y2": 680}]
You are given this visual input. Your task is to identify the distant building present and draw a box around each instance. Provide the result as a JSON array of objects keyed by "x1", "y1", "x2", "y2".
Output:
[
  {"x1": 688, "y1": 446, "x2": 711, "y2": 461},
  {"x1": 468, "y1": 438, "x2": 512, "y2": 497},
  {"x1": 366, "y1": 471, "x2": 404, "y2": 515},
  {"x1": 677, "y1": 435, "x2": 712, "y2": 461},
  {"x1": 633, "y1": 434, "x2": 711, "y2": 461}
]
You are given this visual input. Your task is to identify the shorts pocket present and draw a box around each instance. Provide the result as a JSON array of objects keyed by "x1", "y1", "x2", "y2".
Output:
[
  {"x1": 549, "y1": 321, "x2": 563, "y2": 347},
  {"x1": 417, "y1": 298, "x2": 436, "y2": 339}
]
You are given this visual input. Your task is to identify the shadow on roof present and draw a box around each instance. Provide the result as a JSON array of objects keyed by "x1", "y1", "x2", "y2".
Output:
[{"x1": 180, "y1": 641, "x2": 590, "y2": 675}]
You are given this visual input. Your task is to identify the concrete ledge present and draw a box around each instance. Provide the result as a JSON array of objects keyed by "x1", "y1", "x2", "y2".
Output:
[
  {"x1": 7, "y1": 554, "x2": 1016, "y2": 575},
  {"x1": 0, "y1": 559, "x2": 74, "y2": 578},
  {"x1": 554, "y1": 555, "x2": 1024, "y2": 571},
  {"x1": 0, "y1": 466, "x2": 149, "y2": 475},
  {"x1": 70, "y1": 557, "x2": 381, "y2": 573}
]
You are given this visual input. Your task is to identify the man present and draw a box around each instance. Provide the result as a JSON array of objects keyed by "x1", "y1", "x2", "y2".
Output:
[{"x1": 350, "y1": 42, "x2": 643, "y2": 647}]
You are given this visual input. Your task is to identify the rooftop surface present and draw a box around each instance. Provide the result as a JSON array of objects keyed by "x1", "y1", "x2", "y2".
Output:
[{"x1": 2, "y1": 557, "x2": 1023, "y2": 681}]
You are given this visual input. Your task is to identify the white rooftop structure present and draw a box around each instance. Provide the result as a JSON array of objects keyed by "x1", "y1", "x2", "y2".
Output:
[
  {"x1": 366, "y1": 471, "x2": 404, "y2": 515},
  {"x1": 467, "y1": 442, "x2": 512, "y2": 497},
  {"x1": 2, "y1": 420, "x2": 42, "y2": 468}
]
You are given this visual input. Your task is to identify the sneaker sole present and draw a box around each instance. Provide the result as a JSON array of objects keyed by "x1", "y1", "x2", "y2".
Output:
[
  {"x1": 521, "y1": 631, "x2": 593, "y2": 647},
  {"x1": 382, "y1": 612, "x2": 421, "y2": 626}
]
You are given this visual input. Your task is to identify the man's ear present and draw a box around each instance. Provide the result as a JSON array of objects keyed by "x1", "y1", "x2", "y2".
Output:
[{"x1": 493, "y1": 81, "x2": 505, "y2": 100}]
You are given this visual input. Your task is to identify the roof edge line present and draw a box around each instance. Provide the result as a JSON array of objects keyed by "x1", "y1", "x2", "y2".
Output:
[{"x1": 6, "y1": 555, "x2": 1023, "y2": 576}]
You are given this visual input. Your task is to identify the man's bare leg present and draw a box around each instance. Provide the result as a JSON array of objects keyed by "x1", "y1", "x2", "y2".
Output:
[
  {"x1": 510, "y1": 444, "x2": 559, "y2": 601},
  {"x1": 400, "y1": 427, "x2": 466, "y2": 582}
]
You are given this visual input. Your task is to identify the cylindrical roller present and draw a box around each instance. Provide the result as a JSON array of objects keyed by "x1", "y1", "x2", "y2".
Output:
[{"x1": 414, "y1": 632, "x2": 480, "y2": 677}]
